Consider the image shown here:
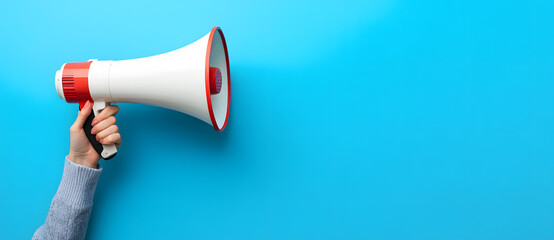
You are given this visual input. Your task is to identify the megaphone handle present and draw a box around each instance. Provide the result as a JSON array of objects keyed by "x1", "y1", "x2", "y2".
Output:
[{"x1": 82, "y1": 101, "x2": 118, "y2": 160}]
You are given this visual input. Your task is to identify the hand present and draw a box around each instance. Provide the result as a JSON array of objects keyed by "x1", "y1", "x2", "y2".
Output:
[{"x1": 68, "y1": 101, "x2": 122, "y2": 168}]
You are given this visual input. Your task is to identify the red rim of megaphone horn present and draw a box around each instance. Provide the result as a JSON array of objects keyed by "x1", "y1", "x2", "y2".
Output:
[{"x1": 205, "y1": 26, "x2": 231, "y2": 132}]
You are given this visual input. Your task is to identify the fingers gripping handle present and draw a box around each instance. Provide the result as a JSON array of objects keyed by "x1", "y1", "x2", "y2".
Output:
[{"x1": 82, "y1": 102, "x2": 118, "y2": 160}]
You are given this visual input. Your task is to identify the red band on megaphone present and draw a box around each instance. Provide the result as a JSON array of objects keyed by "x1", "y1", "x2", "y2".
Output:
[
  {"x1": 62, "y1": 62, "x2": 93, "y2": 108},
  {"x1": 205, "y1": 27, "x2": 231, "y2": 132}
]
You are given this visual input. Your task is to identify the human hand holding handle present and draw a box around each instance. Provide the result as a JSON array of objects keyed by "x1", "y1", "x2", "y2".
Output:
[{"x1": 68, "y1": 100, "x2": 122, "y2": 168}]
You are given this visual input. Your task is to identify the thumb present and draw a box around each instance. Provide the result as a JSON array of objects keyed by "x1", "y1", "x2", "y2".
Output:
[{"x1": 72, "y1": 101, "x2": 92, "y2": 130}]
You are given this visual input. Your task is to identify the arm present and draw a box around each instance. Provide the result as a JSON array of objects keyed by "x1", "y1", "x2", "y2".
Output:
[
  {"x1": 32, "y1": 158, "x2": 102, "y2": 240},
  {"x1": 33, "y1": 101, "x2": 121, "y2": 240}
]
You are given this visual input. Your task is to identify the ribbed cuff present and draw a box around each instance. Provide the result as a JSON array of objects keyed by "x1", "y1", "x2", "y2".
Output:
[{"x1": 54, "y1": 157, "x2": 102, "y2": 208}]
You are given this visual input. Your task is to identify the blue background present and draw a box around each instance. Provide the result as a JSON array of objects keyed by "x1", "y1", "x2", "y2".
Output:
[{"x1": 1, "y1": 0, "x2": 553, "y2": 239}]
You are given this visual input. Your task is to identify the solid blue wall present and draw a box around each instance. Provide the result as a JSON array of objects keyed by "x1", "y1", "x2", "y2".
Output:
[{"x1": 1, "y1": 0, "x2": 553, "y2": 239}]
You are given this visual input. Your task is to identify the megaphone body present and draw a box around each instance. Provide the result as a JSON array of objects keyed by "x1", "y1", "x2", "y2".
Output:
[{"x1": 55, "y1": 27, "x2": 230, "y2": 159}]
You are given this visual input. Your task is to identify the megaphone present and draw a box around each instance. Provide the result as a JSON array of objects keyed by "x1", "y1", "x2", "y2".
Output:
[{"x1": 55, "y1": 27, "x2": 230, "y2": 160}]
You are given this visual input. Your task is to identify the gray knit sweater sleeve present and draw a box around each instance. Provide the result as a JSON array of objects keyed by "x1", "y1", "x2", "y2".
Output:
[{"x1": 33, "y1": 157, "x2": 102, "y2": 240}]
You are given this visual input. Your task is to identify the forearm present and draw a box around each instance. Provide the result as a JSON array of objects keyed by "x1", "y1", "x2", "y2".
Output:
[{"x1": 33, "y1": 157, "x2": 102, "y2": 240}]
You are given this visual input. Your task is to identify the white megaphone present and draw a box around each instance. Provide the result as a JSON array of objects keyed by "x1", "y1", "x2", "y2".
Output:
[{"x1": 54, "y1": 27, "x2": 230, "y2": 160}]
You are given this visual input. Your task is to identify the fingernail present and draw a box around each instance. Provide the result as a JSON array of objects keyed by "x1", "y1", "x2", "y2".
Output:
[
  {"x1": 91, "y1": 128, "x2": 96, "y2": 134},
  {"x1": 91, "y1": 118, "x2": 98, "y2": 126}
]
